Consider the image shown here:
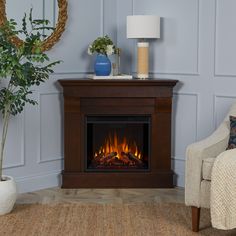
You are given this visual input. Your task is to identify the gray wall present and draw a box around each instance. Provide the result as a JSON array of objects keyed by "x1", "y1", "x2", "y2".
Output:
[{"x1": 3, "y1": 0, "x2": 236, "y2": 192}]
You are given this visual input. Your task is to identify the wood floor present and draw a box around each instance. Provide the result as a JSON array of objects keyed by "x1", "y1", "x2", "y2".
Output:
[{"x1": 17, "y1": 187, "x2": 185, "y2": 205}]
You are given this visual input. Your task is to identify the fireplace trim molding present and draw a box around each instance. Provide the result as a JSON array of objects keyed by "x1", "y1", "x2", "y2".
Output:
[{"x1": 59, "y1": 78, "x2": 178, "y2": 188}]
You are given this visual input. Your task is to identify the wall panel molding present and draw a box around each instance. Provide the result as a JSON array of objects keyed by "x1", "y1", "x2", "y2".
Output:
[
  {"x1": 213, "y1": 94, "x2": 236, "y2": 128},
  {"x1": 38, "y1": 92, "x2": 63, "y2": 164},
  {"x1": 131, "y1": 0, "x2": 200, "y2": 76},
  {"x1": 173, "y1": 92, "x2": 198, "y2": 141},
  {"x1": 3, "y1": 113, "x2": 25, "y2": 169},
  {"x1": 214, "y1": 0, "x2": 236, "y2": 77},
  {"x1": 172, "y1": 92, "x2": 198, "y2": 162},
  {"x1": 172, "y1": 156, "x2": 185, "y2": 162}
]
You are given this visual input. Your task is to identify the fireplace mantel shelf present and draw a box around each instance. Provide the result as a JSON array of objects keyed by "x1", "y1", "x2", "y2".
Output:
[
  {"x1": 59, "y1": 78, "x2": 178, "y2": 188},
  {"x1": 59, "y1": 78, "x2": 178, "y2": 87}
]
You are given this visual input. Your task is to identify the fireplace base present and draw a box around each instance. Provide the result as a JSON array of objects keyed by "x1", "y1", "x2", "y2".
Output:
[{"x1": 62, "y1": 170, "x2": 174, "y2": 188}]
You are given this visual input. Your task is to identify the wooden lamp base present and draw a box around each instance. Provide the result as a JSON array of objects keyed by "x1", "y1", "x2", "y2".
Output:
[{"x1": 137, "y1": 42, "x2": 149, "y2": 79}]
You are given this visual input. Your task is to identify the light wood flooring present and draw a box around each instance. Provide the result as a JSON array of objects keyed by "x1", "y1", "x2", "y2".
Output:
[{"x1": 17, "y1": 187, "x2": 185, "y2": 205}]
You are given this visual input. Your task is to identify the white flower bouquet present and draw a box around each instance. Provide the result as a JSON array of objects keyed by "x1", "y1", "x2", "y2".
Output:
[{"x1": 88, "y1": 35, "x2": 116, "y2": 56}]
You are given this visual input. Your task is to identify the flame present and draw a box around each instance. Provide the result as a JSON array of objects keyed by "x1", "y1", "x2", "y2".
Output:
[{"x1": 95, "y1": 132, "x2": 142, "y2": 160}]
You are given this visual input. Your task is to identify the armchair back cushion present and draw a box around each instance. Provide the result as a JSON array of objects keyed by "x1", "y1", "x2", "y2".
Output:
[{"x1": 226, "y1": 116, "x2": 236, "y2": 150}]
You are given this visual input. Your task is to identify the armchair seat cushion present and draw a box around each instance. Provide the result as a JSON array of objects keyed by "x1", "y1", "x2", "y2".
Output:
[{"x1": 202, "y1": 157, "x2": 215, "y2": 180}]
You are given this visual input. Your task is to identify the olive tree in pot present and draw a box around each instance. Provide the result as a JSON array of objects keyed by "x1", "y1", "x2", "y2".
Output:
[{"x1": 0, "y1": 11, "x2": 60, "y2": 215}]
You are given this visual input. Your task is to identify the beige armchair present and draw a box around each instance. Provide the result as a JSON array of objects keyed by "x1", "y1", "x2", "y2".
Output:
[{"x1": 185, "y1": 102, "x2": 236, "y2": 232}]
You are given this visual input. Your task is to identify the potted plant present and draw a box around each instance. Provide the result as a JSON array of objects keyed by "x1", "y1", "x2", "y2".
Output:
[
  {"x1": 0, "y1": 11, "x2": 60, "y2": 215},
  {"x1": 87, "y1": 35, "x2": 116, "y2": 76}
]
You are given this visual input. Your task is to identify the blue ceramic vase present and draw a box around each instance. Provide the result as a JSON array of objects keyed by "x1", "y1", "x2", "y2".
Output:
[{"x1": 94, "y1": 54, "x2": 111, "y2": 76}]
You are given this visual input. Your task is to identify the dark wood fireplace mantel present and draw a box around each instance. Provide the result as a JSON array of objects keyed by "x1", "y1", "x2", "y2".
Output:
[{"x1": 59, "y1": 78, "x2": 178, "y2": 188}]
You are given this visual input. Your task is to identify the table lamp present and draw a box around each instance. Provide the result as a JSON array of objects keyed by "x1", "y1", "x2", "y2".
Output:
[{"x1": 127, "y1": 15, "x2": 160, "y2": 79}]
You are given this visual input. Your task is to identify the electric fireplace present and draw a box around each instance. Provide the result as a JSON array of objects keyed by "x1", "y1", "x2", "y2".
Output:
[
  {"x1": 86, "y1": 116, "x2": 150, "y2": 171},
  {"x1": 59, "y1": 79, "x2": 178, "y2": 188}
]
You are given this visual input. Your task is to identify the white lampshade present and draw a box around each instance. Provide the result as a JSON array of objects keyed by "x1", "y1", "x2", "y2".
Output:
[{"x1": 127, "y1": 15, "x2": 160, "y2": 39}]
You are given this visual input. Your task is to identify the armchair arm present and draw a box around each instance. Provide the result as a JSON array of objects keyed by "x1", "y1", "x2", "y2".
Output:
[{"x1": 185, "y1": 121, "x2": 229, "y2": 207}]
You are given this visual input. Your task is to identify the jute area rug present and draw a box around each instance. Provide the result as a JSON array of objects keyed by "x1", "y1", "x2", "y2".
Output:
[{"x1": 1, "y1": 203, "x2": 236, "y2": 236}]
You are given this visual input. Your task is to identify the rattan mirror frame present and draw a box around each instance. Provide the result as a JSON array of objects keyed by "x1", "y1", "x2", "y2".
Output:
[{"x1": 0, "y1": 0, "x2": 68, "y2": 51}]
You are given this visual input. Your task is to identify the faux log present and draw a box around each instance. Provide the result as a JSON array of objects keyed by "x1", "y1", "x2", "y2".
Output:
[
  {"x1": 94, "y1": 153, "x2": 104, "y2": 161},
  {"x1": 120, "y1": 152, "x2": 131, "y2": 165},
  {"x1": 112, "y1": 159, "x2": 124, "y2": 166},
  {"x1": 100, "y1": 152, "x2": 117, "y2": 163},
  {"x1": 107, "y1": 156, "x2": 119, "y2": 165},
  {"x1": 128, "y1": 152, "x2": 142, "y2": 164}
]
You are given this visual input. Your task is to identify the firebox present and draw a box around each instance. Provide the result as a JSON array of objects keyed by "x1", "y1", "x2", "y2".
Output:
[{"x1": 86, "y1": 116, "x2": 150, "y2": 171}]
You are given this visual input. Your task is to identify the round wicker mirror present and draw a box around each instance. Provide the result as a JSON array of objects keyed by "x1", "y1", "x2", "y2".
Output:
[{"x1": 0, "y1": 0, "x2": 68, "y2": 51}]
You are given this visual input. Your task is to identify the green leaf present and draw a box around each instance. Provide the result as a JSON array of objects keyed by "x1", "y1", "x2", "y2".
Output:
[{"x1": 0, "y1": 9, "x2": 61, "y2": 118}]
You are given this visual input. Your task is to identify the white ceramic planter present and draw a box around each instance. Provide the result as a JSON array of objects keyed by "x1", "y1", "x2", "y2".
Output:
[{"x1": 0, "y1": 176, "x2": 17, "y2": 215}]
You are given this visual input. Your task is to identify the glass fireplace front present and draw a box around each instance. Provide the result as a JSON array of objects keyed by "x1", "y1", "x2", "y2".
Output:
[{"x1": 86, "y1": 116, "x2": 150, "y2": 171}]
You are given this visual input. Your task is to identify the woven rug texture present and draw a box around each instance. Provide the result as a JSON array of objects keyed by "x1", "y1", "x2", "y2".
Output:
[{"x1": 1, "y1": 203, "x2": 236, "y2": 236}]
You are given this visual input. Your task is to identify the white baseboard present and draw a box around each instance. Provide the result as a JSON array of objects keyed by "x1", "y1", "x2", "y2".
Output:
[
  {"x1": 172, "y1": 158, "x2": 185, "y2": 188},
  {"x1": 15, "y1": 171, "x2": 61, "y2": 193},
  {"x1": 174, "y1": 173, "x2": 185, "y2": 188}
]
